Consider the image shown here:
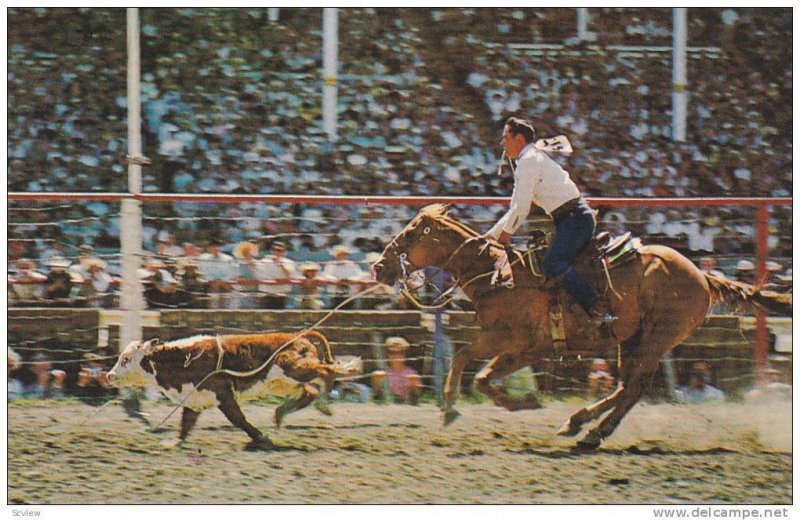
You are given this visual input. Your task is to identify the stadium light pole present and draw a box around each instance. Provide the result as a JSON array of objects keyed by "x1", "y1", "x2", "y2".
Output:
[
  {"x1": 672, "y1": 8, "x2": 688, "y2": 142},
  {"x1": 120, "y1": 8, "x2": 145, "y2": 350},
  {"x1": 323, "y1": 8, "x2": 339, "y2": 142}
]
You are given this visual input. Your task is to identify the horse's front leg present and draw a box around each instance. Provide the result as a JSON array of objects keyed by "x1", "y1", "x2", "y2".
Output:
[{"x1": 442, "y1": 346, "x2": 470, "y2": 426}]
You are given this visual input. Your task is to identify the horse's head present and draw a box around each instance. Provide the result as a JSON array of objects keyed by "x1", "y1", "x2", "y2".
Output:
[{"x1": 372, "y1": 204, "x2": 470, "y2": 286}]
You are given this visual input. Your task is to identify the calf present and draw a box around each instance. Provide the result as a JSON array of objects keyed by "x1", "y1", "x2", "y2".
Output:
[{"x1": 107, "y1": 331, "x2": 356, "y2": 447}]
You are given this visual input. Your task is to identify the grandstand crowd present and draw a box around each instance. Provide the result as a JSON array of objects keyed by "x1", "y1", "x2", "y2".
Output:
[{"x1": 8, "y1": 8, "x2": 793, "y2": 308}]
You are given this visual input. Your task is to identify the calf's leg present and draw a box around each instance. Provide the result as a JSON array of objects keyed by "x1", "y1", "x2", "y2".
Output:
[
  {"x1": 215, "y1": 385, "x2": 272, "y2": 446},
  {"x1": 275, "y1": 382, "x2": 320, "y2": 428},
  {"x1": 179, "y1": 407, "x2": 202, "y2": 440}
]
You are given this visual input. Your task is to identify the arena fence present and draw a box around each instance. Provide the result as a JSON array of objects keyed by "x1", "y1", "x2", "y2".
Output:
[{"x1": 8, "y1": 192, "x2": 792, "y2": 399}]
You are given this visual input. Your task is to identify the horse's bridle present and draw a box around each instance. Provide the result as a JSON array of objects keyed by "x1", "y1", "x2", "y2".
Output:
[{"x1": 384, "y1": 220, "x2": 504, "y2": 309}]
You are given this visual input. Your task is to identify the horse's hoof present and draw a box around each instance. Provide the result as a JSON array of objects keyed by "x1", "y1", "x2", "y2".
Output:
[
  {"x1": 572, "y1": 432, "x2": 602, "y2": 452},
  {"x1": 442, "y1": 409, "x2": 461, "y2": 427},
  {"x1": 556, "y1": 420, "x2": 582, "y2": 437},
  {"x1": 274, "y1": 412, "x2": 285, "y2": 429}
]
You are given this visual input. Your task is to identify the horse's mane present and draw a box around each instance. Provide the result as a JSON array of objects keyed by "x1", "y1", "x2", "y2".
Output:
[{"x1": 419, "y1": 204, "x2": 482, "y2": 239}]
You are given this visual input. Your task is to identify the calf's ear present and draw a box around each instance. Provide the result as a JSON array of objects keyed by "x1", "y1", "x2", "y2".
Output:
[{"x1": 142, "y1": 338, "x2": 160, "y2": 352}]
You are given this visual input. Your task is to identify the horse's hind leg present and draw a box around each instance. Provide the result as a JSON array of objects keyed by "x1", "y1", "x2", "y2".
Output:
[
  {"x1": 557, "y1": 328, "x2": 644, "y2": 437},
  {"x1": 575, "y1": 326, "x2": 677, "y2": 450},
  {"x1": 474, "y1": 352, "x2": 542, "y2": 412}
]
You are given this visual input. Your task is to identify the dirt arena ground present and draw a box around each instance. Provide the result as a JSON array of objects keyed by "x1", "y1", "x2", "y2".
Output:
[{"x1": 8, "y1": 397, "x2": 791, "y2": 505}]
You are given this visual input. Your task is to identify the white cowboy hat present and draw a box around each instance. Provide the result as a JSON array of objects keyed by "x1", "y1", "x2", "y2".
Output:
[
  {"x1": 330, "y1": 245, "x2": 351, "y2": 256},
  {"x1": 44, "y1": 257, "x2": 72, "y2": 269},
  {"x1": 300, "y1": 262, "x2": 321, "y2": 272},
  {"x1": 735, "y1": 260, "x2": 755, "y2": 271}
]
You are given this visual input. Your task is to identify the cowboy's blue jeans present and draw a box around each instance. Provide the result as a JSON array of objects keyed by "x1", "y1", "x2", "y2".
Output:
[{"x1": 541, "y1": 203, "x2": 597, "y2": 311}]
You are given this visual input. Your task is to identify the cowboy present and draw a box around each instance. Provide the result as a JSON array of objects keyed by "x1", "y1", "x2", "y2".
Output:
[{"x1": 485, "y1": 116, "x2": 615, "y2": 326}]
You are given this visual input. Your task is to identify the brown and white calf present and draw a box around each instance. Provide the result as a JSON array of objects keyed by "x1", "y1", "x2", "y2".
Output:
[{"x1": 107, "y1": 331, "x2": 356, "y2": 446}]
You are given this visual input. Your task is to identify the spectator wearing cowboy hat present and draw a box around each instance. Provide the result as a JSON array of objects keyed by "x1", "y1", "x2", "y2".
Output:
[
  {"x1": 232, "y1": 240, "x2": 261, "y2": 309},
  {"x1": 378, "y1": 337, "x2": 422, "y2": 405},
  {"x1": 41, "y1": 257, "x2": 77, "y2": 303},
  {"x1": 143, "y1": 257, "x2": 189, "y2": 309},
  {"x1": 322, "y1": 244, "x2": 366, "y2": 309},
  {"x1": 297, "y1": 261, "x2": 331, "y2": 310},
  {"x1": 256, "y1": 240, "x2": 297, "y2": 309},
  {"x1": 176, "y1": 259, "x2": 208, "y2": 308},
  {"x1": 734, "y1": 259, "x2": 756, "y2": 284}
]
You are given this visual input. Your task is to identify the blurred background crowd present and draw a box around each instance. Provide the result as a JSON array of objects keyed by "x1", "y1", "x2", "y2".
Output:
[{"x1": 8, "y1": 8, "x2": 793, "y2": 308}]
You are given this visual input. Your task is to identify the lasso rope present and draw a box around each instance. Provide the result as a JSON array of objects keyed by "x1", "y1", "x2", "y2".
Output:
[{"x1": 149, "y1": 283, "x2": 383, "y2": 432}]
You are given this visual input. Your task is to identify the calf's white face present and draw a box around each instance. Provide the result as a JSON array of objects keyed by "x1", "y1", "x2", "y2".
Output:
[{"x1": 107, "y1": 339, "x2": 159, "y2": 388}]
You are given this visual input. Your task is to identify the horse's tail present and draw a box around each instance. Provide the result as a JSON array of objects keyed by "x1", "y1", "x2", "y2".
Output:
[
  {"x1": 705, "y1": 273, "x2": 792, "y2": 315},
  {"x1": 302, "y1": 330, "x2": 335, "y2": 364}
]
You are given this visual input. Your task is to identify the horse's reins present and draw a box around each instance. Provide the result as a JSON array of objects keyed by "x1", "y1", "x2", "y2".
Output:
[{"x1": 391, "y1": 217, "x2": 525, "y2": 310}]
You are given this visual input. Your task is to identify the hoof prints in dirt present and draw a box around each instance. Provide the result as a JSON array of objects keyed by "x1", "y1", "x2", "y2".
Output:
[{"x1": 8, "y1": 401, "x2": 792, "y2": 504}]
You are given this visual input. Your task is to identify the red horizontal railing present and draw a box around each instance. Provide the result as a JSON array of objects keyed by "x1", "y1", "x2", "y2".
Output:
[{"x1": 7, "y1": 192, "x2": 793, "y2": 207}]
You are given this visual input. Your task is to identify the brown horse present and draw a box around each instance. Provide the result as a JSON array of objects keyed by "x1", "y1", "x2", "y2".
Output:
[{"x1": 372, "y1": 204, "x2": 791, "y2": 450}]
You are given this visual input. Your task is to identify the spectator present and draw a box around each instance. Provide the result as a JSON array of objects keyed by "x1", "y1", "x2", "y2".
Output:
[
  {"x1": 155, "y1": 231, "x2": 185, "y2": 259},
  {"x1": 322, "y1": 245, "x2": 366, "y2": 309},
  {"x1": 27, "y1": 353, "x2": 67, "y2": 398},
  {"x1": 8, "y1": 348, "x2": 25, "y2": 399},
  {"x1": 143, "y1": 258, "x2": 188, "y2": 308},
  {"x1": 587, "y1": 358, "x2": 614, "y2": 398},
  {"x1": 77, "y1": 352, "x2": 112, "y2": 402},
  {"x1": 297, "y1": 262, "x2": 329, "y2": 310},
  {"x1": 733, "y1": 259, "x2": 756, "y2": 284},
  {"x1": 9, "y1": 259, "x2": 47, "y2": 305},
  {"x1": 698, "y1": 256, "x2": 725, "y2": 278},
  {"x1": 232, "y1": 241, "x2": 261, "y2": 309},
  {"x1": 197, "y1": 238, "x2": 236, "y2": 309},
  {"x1": 674, "y1": 361, "x2": 725, "y2": 403},
  {"x1": 379, "y1": 336, "x2": 422, "y2": 404},
  {"x1": 82, "y1": 258, "x2": 115, "y2": 308},
  {"x1": 176, "y1": 259, "x2": 208, "y2": 308},
  {"x1": 256, "y1": 240, "x2": 297, "y2": 309},
  {"x1": 70, "y1": 244, "x2": 100, "y2": 281},
  {"x1": 359, "y1": 252, "x2": 398, "y2": 310},
  {"x1": 41, "y1": 257, "x2": 75, "y2": 302}
]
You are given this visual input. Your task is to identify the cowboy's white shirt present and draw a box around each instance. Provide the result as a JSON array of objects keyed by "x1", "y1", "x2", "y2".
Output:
[{"x1": 487, "y1": 143, "x2": 580, "y2": 239}]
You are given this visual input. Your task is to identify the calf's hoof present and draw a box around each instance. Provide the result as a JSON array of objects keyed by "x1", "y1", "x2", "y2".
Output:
[
  {"x1": 246, "y1": 436, "x2": 278, "y2": 451},
  {"x1": 314, "y1": 400, "x2": 333, "y2": 416},
  {"x1": 161, "y1": 438, "x2": 184, "y2": 449},
  {"x1": 442, "y1": 409, "x2": 461, "y2": 427}
]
